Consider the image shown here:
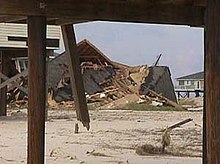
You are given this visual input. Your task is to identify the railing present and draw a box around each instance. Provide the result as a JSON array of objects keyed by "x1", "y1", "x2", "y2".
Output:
[{"x1": 175, "y1": 85, "x2": 204, "y2": 91}]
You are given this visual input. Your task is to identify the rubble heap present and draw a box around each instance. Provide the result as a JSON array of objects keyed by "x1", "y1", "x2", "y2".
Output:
[
  {"x1": 48, "y1": 39, "x2": 179, "y2": 109},
  {"x1": 3, "y1": 39, "x2": 179, "y2": 110}
]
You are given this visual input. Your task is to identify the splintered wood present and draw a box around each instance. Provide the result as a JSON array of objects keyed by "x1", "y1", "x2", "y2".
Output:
[{"x1": 147, "y1": 90, "x2": 183, "y2": 109}]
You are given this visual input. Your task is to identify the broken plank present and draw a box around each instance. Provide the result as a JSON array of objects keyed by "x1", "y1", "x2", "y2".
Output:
[
  {"x1": 0, "y1": 69, "x2": 28, "y2": 90},
  {"x1": 0, "y1": 72, "x2": 27, "y2": 94},
  {"x1": 166, "y1": 118, "x2": 193, "y2": 130},
  {"x1": 149, "y1": 89, "x2": 183, "y2": 109}
]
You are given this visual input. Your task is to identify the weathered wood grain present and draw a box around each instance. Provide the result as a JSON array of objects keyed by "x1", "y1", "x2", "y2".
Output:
[
  {"x1": 205, "y1": 0, "x2": 220, "y2": 163},
  {"x1": 0, "y1": 0, "x2": 205, "y2": 26},
  {"x1": 61, "y1": 24, "x2": 90, "y2": 130},
  {"x1": 0, "y1": 51, "x2": 7, "y2": 116},
  {"x1": 27, "y1": 16, "x2": 46, "y2": 164}
]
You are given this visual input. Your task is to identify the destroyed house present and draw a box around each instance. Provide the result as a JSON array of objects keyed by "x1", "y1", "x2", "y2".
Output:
[
  {"x1": 3, "y1": 36, "x2": 177, "y2": 105},
  {"x1": 140, "y1": 66, "x2": 177, "y2": 103},
  {"x1": 49, "y1": 39, "x2": 177, "y2": 104},
  {"x1": 48, "y1": 39, "x2": 117, "y2": 90},
  {"x1": 49, "y1": 39, "x2": 131, "y2": 102}
]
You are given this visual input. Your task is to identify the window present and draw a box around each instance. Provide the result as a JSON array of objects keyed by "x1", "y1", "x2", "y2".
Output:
[
  {"x1": 179, "y1": 80, "x2": 184, "y2": 85},
  {"x1": 15, "y1": 58, "x2": 28, "y2": 72}
]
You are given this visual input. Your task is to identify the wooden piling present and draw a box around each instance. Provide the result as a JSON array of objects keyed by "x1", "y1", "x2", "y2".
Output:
[
  {"x1": 205, "y1": 0, "x2": 220, "y2": 163},
  {"x1": 0, "y1": 51, "x2": 7, "y2": 116},
  {"x1": 61, "y1": 25, "x2": 90, "y2": 130},
  {"x1": 27, "y1": 16, "x2": 47, "y2": 164}
]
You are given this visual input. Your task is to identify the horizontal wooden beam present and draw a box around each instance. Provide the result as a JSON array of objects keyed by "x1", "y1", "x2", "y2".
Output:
[
  {"x1": 0, "y1": 1, "x2": 205, "y2": 26},
  {"x1": 0, "y1": 15, "x2": 26, "y2": 23},
  {"x1": 157, "y1": 0, "x2": 206, "y2": 6}
]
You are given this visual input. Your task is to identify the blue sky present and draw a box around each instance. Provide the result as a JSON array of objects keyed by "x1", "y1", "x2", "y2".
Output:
[{"x1": 60, "y1": 21, "x2": 204, "y2": 82}]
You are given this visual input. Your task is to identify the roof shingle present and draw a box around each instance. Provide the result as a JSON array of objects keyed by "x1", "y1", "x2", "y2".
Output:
[{"x1": 176, "y1": 71, "x2": 204, "y2": 80}]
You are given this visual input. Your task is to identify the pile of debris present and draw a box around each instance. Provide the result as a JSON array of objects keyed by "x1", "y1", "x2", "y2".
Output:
[
  {"x1": 2, "y1": 39, "x2": 180, "y2": 110},
  {"x1": 48, "y1": 39, "x2": 179, "y2": 110}
]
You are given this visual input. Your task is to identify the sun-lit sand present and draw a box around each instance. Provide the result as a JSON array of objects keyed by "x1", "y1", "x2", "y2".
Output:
[{"x1": 0, "y1": 109, "x2": 202, "y2": 164}]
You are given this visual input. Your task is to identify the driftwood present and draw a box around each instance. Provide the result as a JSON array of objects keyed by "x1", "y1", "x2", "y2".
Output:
[
  {"x1": 148, "y1": 89, "x2": 182, "y2": 109},
  {"x1": 167, "y1": 118, "x2": 193, "y2": 130},
  {"x1": 161, "y1": 118, "x2": 193, "y2": 151}
]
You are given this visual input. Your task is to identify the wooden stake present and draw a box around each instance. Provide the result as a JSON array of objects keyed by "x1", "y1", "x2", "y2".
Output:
[
  {"x1": 0, "y1": 51, "x2": 7, "y2": 116},
  {"x1": 205, "y1": 0, "x2": 220, "y2": 163},
  {"x1": 27, "y1": 16, "x2": 46, "y2": 164},
  {"x1": 61, "y1": 24, "x2": 90, "y2": 130},
  {"x1": 75, "y1": 123, "x2": 79, "y2": 134}
]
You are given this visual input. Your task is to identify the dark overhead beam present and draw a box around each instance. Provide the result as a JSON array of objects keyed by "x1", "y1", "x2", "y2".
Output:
[
  {"x1": 156, "y1": 0, "x2": 206, "y2": 6},
  {"x1": 0, "y1": 1, "x2": 205, "y2": 26},
  {"x1": 0, "y1": 15, "x2": 26, "y2": 23},
  {"x1": 55, "y1": 19, "x2": 88, "y2": 25}
]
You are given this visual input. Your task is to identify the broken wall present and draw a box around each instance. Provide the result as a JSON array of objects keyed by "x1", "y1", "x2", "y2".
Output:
[{"x1": 139, "y1": 66, "x2": 177, "y2": 103}]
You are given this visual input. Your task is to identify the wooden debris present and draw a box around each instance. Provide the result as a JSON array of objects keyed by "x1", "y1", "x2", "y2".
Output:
[
  {"x1": 160, "y1": 118, "x2": 193, "y2": 152},
  {"x1": 48, "y1": 91, "x2": 58, "y2": 109},
  {"x1": 161, "y1": 127, "x2": 171, "y2": 152},
  {"x1": 86, "y1": 150, "x2": 111, "y2": 157},
  {"x1": 148, "y1": 89, "x2": 183, "y2": 109},
  {"x1": 0, "y1": 69, "x2": 28, "y2": 90},
  {"x1": 75, "y1": 123, "x2": 79, "y2": 134},
  {"x1": 165, "y1": 118, "x2": 193, "y2": 131},
  {"x1": 6, "y1": 46, "x2": 179, "y2": 112}
]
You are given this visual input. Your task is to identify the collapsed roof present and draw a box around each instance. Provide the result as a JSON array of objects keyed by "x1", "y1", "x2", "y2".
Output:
[{"x1": 48, "y1": 39, "x2": 177, "y2": 103}]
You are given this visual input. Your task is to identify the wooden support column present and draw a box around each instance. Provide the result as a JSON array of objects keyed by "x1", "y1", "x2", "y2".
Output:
[
  {"x1": 205, "y1": 0, "x2": 220, "y2": 163},
  {"x1": 203, "y1": 26, "x2": 207, "y2": 164},
  {"x1": 61, "y1": 24, "x2": 90, "y2": 130},
  {"x1": 27, "y1": 16, "x2": 46, "y2": 164},
  {"x1": 0, "y1": 51, "x2": 7, "y2": 116}
]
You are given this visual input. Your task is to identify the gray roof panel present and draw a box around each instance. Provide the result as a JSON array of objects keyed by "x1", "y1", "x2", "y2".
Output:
[{"x1": 176, "y1": 71, "x2": 204, "y2": 80}]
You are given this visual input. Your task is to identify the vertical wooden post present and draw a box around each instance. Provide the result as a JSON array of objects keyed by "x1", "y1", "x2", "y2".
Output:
[
  {"x1": 0, "y1": 51, "x2": 7, "y2": 116},
  {"x1": 205, "y1": 0, "x2": 220, "y2": 163},
  {"x1": 27, "y1": 16, "x2": 46, "y2": 164},
  {"x1": 45, "y1": 51, "x2": 51, "y2": 121},
  {"x1": 61, "y1": 25, "x2": 90, "y2": 130},
  {"x1": 203, "y1": 23, "x2": 207, "y2": 164}
]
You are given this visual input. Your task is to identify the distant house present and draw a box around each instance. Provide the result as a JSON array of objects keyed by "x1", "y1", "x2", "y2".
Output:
[
  {"x1": 0, "y1": 22, "x2": 61, "y2": 75},
  {"x1": 175, "y1": 71, "x2": 204, "y2": 91},
  {"x1": 0, "y1": 23, "x2": 60, "y2": 49},
  {"x1": 175, "y1": 71, "x2": 204, "y2": 98}
]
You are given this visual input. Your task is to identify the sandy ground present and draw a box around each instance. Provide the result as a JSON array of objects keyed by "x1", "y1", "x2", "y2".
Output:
[{"x1": 0, "y1": 109, "x2": 202, "y2": 164}]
